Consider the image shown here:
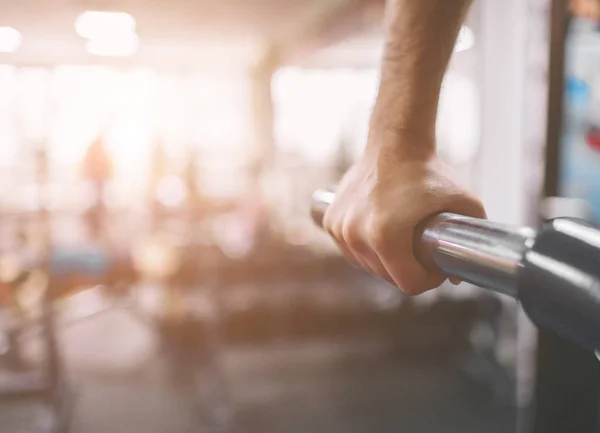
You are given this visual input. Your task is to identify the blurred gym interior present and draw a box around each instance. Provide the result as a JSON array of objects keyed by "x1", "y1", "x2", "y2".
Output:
[{"x1": 0, "y1": 0, "x2": 597, "y2": 432}]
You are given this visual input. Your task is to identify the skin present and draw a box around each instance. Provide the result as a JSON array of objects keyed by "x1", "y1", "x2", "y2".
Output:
[{"x1": 323, "y1": 0, "x2": 486, "y2": 295}]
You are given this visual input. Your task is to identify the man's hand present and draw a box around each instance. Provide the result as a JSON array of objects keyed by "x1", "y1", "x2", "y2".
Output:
[
  {"x1": 323, "y1": 133, "x2": 486, "y2": 295},
  {"x1": 323, "y1": 0, "x2": 481, "y2": 295}
]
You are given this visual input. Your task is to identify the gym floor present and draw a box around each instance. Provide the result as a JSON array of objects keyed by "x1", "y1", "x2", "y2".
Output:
[{"x1": 1, "y1": 300, "x2": 515, "y2": 433}]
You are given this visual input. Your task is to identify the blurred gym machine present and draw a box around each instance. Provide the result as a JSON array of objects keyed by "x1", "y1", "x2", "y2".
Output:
[
  {"x1": 0, "y1": 145, "x2": 74, "y2": 433},
  {"x1": 529, "y1": 1, "x2": 600, "y2": 432},
  {"x1": 138, "y1": 143, "x2": 234, "y2": 429},
  {"x1": 0, "y1": 139, "x2": 234, "y2": 430},
  {"x1": 0, "y1": 141, "x2": 138, "y2": 433},
  {"x1": 312, "y1": 184, "x2": 600, "y2": 433}
]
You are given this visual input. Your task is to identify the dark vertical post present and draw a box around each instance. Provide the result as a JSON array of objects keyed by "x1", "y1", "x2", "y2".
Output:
[{"x1": 530, "y1": 1, "x2": 600, "y2": 432}]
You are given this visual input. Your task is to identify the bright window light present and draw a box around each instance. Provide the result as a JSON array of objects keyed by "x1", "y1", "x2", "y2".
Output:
[
  {"x1": 86, "y1": 33, "x2": 139, "y2": 57},
  {"x1": 455, "y1": 26, "x2": 475, "y2": 53},
  {"x1": 75, "y1": 11, "x2": 136, "y2": 39},
  {"x1": 156, "y1": 175, "x2": 187, "y2": 208},
  {"x1": 0, "y1": 27, "x2": 22, "y2": 53}
]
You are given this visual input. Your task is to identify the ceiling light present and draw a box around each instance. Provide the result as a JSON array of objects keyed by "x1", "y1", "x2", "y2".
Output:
[
  {"x1": 0, "y1": 27, "x2": 22, "y2": 53},
  {"x1": 86, "y1": 33, "x2": 139, "y2": 57},
  {"x1": 455, "y1": 26, "x2": 475, "y2": 53},
  {"x1": 75, "y1": 11, "x2": 136, "y2": 40}
]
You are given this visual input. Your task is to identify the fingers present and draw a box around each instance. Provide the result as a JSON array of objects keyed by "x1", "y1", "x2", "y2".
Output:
[
  {"x1": 324, "y1": 202, "x2": 369, "y2": 271},
  {"x1": 324, "y1": 203, "x2": 395, "y2": 284},
  {"x1": 337, "y1": 242, "x2": 364, "y2": 269},
  {"x1": 321, "y1": 162, "x2": 487, "y2": 296},
  {"x1": 324, "y1": 205, "x2": 446, "y2": 293},
  {"x1": 344, "y1": 220, "x2": 397, "y2": 284},
  {"x1": 331, "y1": 227, "x2": 388, "y2": 281},
  {"x1": 375, "y1": 230, "x2": 445, "y2": 295},
  {"x1": 325, "y1": 207, "x2": 467, "y2": 295},
  {"x1": 446, "y1": 192, "x2": 487, "y2": 220}
]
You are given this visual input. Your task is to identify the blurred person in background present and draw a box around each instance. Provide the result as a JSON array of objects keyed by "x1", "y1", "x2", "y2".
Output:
[
  {"x1": 323, "y1": 0, "x2": 486, "y2": 295},
  {"x1": 82, "y1": 133, "x2": 113, "y2": 241},
  {"x1": 571, "y1": 0, "x2": 600, "y2": 19}
]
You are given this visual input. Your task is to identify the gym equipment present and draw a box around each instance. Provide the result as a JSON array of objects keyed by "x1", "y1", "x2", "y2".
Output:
[
  {"x1": 536, "y1": 3, "x2": 600, "y2": 432},
  {"x1": 312, "y1": 188, "x2": 600, "y2": 431},
  {"x1": 0, "y1": 269, "x2": 74, "y2": 433},
  {"x1": 0, "y1": 233, "x2": 135, "y2": 433},
  {"x1": 0, "y1": 141, "x2": 78, "y2": 433},
  {"x1": 142, "y1": 149, "x2": 234, "y2": 429},
  {"x1": 312, "y1": 189, "x2": 600, "y2": 351}
]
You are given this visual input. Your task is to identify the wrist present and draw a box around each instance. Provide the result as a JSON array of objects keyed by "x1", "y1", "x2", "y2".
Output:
[
  {"x1": 365, "y1": 121, "x2": 436, "y2": 164},
  {"x1": 370, "y1": 86, "x2": 438, "y2": 135}
]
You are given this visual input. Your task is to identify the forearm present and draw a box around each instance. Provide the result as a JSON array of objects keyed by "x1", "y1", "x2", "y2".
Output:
[{"x1": 370, "y1": 0, "x2": 473, "y2": 155}]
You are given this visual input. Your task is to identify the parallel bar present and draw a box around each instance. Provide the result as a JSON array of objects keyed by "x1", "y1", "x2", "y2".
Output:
[
  {"x1": 421, "y1": 214, "x2": 535, "y2": 297},
  {"x1": 311, "y1": 189, "x2": 535, "y2": 298}
]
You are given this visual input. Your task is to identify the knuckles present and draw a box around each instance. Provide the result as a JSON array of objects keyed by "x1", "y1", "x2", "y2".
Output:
[{"x1": 326, "y1": 200, "x2": 399, "y2": 253}]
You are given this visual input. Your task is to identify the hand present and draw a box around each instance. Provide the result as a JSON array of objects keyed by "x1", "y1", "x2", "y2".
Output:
[{"x1": 323, "y1": 134, "x2": 486, "y2": 295}]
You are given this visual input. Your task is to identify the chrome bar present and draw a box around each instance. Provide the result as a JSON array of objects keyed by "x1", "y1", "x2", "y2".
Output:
[
  {"x1": 420, "y1": 214, "x2": 535, "y2": 297},
  {"x1": 311, "y1": 189, "x2": 536, "y2": 298}
]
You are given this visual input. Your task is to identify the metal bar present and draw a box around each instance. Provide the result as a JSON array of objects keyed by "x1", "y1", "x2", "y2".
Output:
[
  {"x1": 311, "y1": 188, "x2": 600, "y2": 351},
  {"x1": 311, "y1": 189, "x2": 535, "y2": 298},
  {"x1": 531, "y1": 0, "x2": 600, "y2": 430},
  {"x1": 420, "y1": 214, "x2": 535, "y2": 297}
]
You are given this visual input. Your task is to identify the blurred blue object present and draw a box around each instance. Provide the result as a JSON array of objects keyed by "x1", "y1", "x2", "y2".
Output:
[
  {"x1": 50, "y1": 246, "x2": 111, "y2": 277},
  {"x1": 566, "y1": 74, "x2": 590, "y2": 104}
]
